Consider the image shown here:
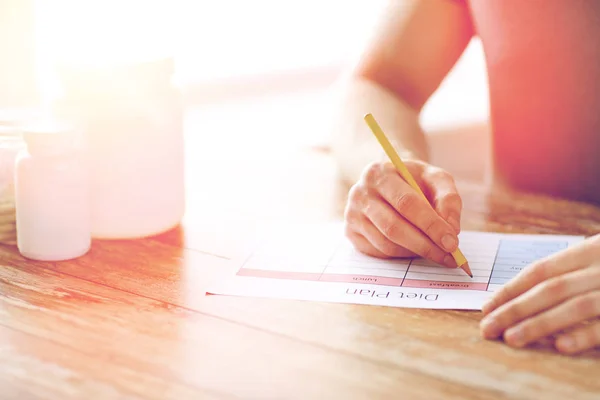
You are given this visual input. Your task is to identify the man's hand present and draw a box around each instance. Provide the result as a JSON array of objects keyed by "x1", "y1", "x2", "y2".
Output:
[
  {"x1": 480, "y1": 235, "x2": 600, "y2": 355},
  {"x1": 344, "y1": 160, "x2": 462, "y2": 267}
]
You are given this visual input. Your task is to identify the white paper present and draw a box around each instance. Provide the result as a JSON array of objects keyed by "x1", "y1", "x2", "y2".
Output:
[{"x1": 208, "y1": 223, "x2": 584, "y2": 310}]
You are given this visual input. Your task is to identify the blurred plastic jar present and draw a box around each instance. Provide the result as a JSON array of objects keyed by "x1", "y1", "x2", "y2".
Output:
[
  {"x1": 44, "y1": 1, "x2": 186, "y2": 239},
  {"x1": 56, "y1": 57, "x2": 185, "y2": 239},
  {"x1": 14, "y1": 122, "x2": 91, "y2": 260},
  {"x1": 0, "y1": 118, "x2": 27, "y2": 245}
]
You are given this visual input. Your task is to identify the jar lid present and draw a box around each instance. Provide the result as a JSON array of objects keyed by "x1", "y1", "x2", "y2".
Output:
[
  {"x1": 0, "y1": 108, "x2": 42, "y2": 128},
  {"x1": 21, "y1": 120, "x2": 80, "y2": 155}
]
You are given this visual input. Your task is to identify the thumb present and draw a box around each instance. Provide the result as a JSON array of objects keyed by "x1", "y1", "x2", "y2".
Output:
[{"x1": 420, "y1": 167, "x2": 462, "y2": 234}]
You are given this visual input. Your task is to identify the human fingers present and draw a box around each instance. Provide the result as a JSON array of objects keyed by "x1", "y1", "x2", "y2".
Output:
[
  {"x1": 345, "y1": 226, "x2": 415, "y2": 259},
  {"x1": 481, "y1": 236, "x2": 600, "y2": 315},
  {"x1": 480, "y1": 266, "x2": 600, "y2": 340},
  {"x1": 363, "y1": 195, "x2": 455, "y2": 267},
  {"x1": 555, "y1": 319, "x2": 600, "y2": 355},
  {"x1": 420, "y1": 165, "x2": 462, "y2": 233},
  {"x1": 501, "y1": 290, "x2": 600, "y2": 349},
  {"x1": 366, "y1": 162, "x2": 459, "y2": 255},
  {"x1": 344, "y1": 228, "x2": 388, "y2": 258},
  {"x1": 357, "y1": 216, "x2": 418, "y2": 258},
  {"x1": 345, "y1": 187, "x2": 413, "y2": 258}
]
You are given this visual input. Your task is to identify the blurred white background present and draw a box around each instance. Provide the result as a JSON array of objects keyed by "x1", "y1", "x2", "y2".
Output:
[{"x1": 26, "y1": 1, "x2": 490, "y2": 152}]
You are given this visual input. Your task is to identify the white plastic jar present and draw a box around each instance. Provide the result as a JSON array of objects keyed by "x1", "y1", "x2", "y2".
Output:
[
  {"x1": 0, "y1": 126, "x2": 25, "y2": 245},
  {"x1": 56, "y1": 57, "x2": 185, "y2": 239},
  {"x1": 0, "y1": 109, "x2": 37, "y2": 245},
  {"x1": 14, "y1": 123, "x2": 91, "y2": 261}
]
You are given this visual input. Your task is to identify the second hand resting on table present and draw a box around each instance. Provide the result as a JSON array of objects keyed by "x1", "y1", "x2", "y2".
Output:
[
  {"x1": 344, "y1": 158, "x2": 600, "y2": 355},
  {"x1": 333, "y1": 0, "x2": 600, "y2": 355}
]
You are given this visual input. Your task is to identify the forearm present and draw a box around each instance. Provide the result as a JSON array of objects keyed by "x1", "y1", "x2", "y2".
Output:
[{"x1": 330, "y1": 76, "x2": 429, "y2": 184}]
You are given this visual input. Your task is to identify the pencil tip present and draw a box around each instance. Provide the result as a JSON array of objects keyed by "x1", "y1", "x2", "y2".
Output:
[{"x1": 461, "y1": 262, "x2": 473, "y2": 278}]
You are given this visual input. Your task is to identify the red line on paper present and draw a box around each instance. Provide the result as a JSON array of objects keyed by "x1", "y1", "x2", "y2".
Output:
[
  {"x1": 320, "y1": 274, "x2": 403, "y2": 286},
  {"x1": 238, "y1": 268, "x2": 405, "y2": 287},
  {"x1": 402, "y1": 279, "x2": 488, "y2": 291}
]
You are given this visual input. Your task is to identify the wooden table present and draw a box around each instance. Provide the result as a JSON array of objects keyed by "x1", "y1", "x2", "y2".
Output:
[{"x1": 1, "y1": 111, "x2": 599, "y2": 400}]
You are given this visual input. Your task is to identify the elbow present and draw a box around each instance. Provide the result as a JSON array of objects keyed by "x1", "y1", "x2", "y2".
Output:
[{"x1": 353, "y1": 62, "x2": 427, "y2": 112}]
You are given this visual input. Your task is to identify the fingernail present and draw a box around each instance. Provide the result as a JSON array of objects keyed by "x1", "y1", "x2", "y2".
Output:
[
  {"x1": 557, "y1": 336, "x2": 576, "y2": 353},
  {"x1": 447, "y1": 216, "x2": 460, "y2": 233},
  {"x1": 441, "y1": 234, "x2": 458, "y2": 252},
  {"x1": 505, "y1": 327, "x2": 525, "y2": 347},
  {"x1": 480, "y1": 317, "x2": 500, "y2": 338},
  {"x1": 481, "y1": 299, "x2": 494, "y2": 314},
  {"x1": 443, "y1": 254, "x2": 455, "y2": 268}
]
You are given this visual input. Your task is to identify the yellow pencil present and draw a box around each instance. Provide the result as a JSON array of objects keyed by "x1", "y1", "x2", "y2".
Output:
[{"x1": 363, "y1": 113, "x2": 472, "y2": 278}]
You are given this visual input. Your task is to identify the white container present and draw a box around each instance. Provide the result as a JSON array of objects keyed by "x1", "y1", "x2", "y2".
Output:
[
  {"x1": 56, "y1": 57, "x2": 185, "y2": 239},
  {"x1": 14, "y1": 123, "x2": 91, "y2": 261},
  {"x1": 0, "y1": 109, "x2": 37, "y2": 245},
  {"x1": 0, "y1": 127, "x2": 25, "y2": 245}
]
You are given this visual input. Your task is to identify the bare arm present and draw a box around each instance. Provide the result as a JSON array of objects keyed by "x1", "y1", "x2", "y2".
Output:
[{"x1": 331, "y1": 0, "x2": 474, "y2": 183}]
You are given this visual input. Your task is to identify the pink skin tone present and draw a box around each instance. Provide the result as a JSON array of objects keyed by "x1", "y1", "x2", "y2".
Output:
[
  {"x1": 480, "y1": 236, "x2": 600, "y2": 355},
  {"x1": 344, "y1": 160, "x2": 462, "y2": 268},
  {"x1": 346, "y1": 160, "x2": 600, "y2": 355}
]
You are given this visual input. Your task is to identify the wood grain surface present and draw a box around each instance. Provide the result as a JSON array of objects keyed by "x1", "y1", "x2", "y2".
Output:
[{"x1": 1, "y1": 115, "x2": 599, "y2": 400}]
